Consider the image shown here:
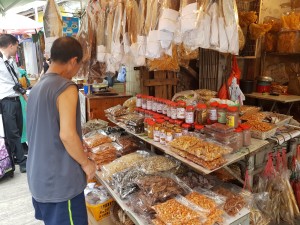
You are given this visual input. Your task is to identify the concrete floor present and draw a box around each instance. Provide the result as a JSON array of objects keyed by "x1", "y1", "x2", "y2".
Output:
[
  {"x1": 0, "y1": 166, "x2": 299, "y2": 225},
  {"x1": 0, "y1": 166, "x2": 43, "y2": 225}
]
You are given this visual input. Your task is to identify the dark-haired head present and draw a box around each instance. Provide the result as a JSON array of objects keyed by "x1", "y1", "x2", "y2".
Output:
[
  {"x1": 50, "y1": 36, "x2": 83, "y2": 64},
  {"x1": 0, "y1": 34, "x2": 18, "y2": 48}
]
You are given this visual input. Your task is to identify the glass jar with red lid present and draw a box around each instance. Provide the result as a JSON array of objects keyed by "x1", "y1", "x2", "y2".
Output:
[
  {"x1": 142, "y1": 95, "x2": 147, "y2": 109},
  {"x1": 226, "y1": 106, "x2": 239, "y2": 128},
  {"x1": 177, "y1": 101, "x2": 186, "y2": 119},
  {"x1": 175, "y1": 119, "x2": 184, "y2": 128},
  {"x1": 170, "y1": 102, "x2": 177, "y2": 120},
  {"x1": 146, "y1": 96, "x2": 153, "y2": 111},
  {"x1": 162, "y1": 100, "x2": 168, "y2": 115},
  {"x1": 185, "y1": 105, "x2": 195, "y2": 124},
  {"x1": 240, "y1": 124, "x2": 251, "y2": 146},
  {"x1": 181, "y1": 123, "x2": 191, "y2": 135},
  {"x1": 195, "y1": 103, "x2": 207, "y2": 124},
  {"x1": 234, "y1": 128, "x2": 244, "y2": 150},
  {"x1": 147, "y1": 120, "x2": 156, "y2": 139},
  {"x1": 208, "y1": 102, "x2": 219, "y2": 124},
  {"x1": 156, "y1": 98, "x2": 163, "y2": 114},
  {"x1": 152, "y1": 97, "x2": 157, "y2": 112},
  {"x1": 136, "y1": 94, "x2": 142, "y2": 108},
  {"x1": 217, "y1": 104, "x2": 228, "y2": 124},
  {"x1": 167, "y1": 101, "x2": 172, "y2": 118}
]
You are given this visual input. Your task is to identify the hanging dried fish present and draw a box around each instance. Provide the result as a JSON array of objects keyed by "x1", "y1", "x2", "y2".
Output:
[
  {"x1": 126, "y1": 0, "x2": 139, "y2": 44},
  {"x1": 138, "y1": 0, "x2": 147, "y2": 36},
  {"x1": 96, "y1": 1, "x2": 108, "y2": 46},
  {"x1": 43, "y1": 0, "x2": 63, "y2": 38}
]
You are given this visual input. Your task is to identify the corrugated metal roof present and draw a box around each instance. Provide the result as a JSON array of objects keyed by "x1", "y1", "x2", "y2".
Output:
[{"x1": 0, "y1": 0, "x2": 36, "y2": 13}]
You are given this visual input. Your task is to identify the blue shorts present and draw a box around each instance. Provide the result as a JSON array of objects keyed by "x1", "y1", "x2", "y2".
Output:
[{"x1": 32, "y1": 192, "x2": 88, "y2": 225}]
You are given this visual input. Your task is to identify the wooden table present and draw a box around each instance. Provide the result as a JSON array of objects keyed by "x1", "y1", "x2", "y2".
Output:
[
  {"x1": 245, "y1": 92, "x2": 300, "y2": 115},
  {"x1": 79, "y1": 92, "x2": 132, "y2": 125}
]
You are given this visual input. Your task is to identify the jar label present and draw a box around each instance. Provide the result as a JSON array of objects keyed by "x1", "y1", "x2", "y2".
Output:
[
  {"x1": 171, "y1": 108, "x2": 177, "y2": 119},
  {"x1": 142, "y1": 102, "x2": 147, "y2": 109},
  {"x1": 209, "y1": 109, "x2": 217, "y2": 121},
  {"x1": 217, "y1": 112, "x2": 226, "y2": 124},
  {"x1": 174, "y1": 132, "x2": 182, "y2": 138},
  {"x1": 177, "y1": 108, "x2": 186, "y2": 119},
  {"x1": 167, "y1": 107, "x2": 171, "y2": 117},
  {"x1": 166, "y1": 134, "x2": 173, "y2": 143},
  {"x1": 162, "y1": 106, "x2": 168, "y2": 115},
  {"x1": 185, "y1": 111, "x2": 194, "y2": 124},
  {"x1": 157, "y1": 103, "x2": 162, "y2": 113},
  {"x1": 152, "y1": 102, "x2": 157, "y2": 112},
  {"x1": 136, "y1": 99, "x2": 142, "y2": 107},
  {"x1": 227, "y1": 115, "x2": 235, "y2": 127},
  {"x1": 160, "y1": 133, "x2": 166, "y2": 145},
  {"x1": 146, "y1": 101, "x2": 152, "y2": 110},
  {"x1": 154, "y1": 130, "x2": 160, "y2": 142}
]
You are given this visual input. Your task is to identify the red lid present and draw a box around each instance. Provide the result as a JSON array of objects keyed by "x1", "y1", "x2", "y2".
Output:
[
  {"x1": 197, "y1": 103, "x2": 207, "y2": 109},
  {"x1": 135, "y1": 107, "x2": 140, "y2": 111},
  {"x1": 182, "y1": 123, "x2": 191, "y2": 129},
  {"x1": 186, "y1": 105, "x2": 194, "y2": 110},
  {"x1": 218, "y1": 104, "x2": 228, "y2": 109},
  {"x1": 139, "y1": 109, "x2": 145, "y2": 113},
  {"x1": 169, "y1": 119, "x2": 175, "y2": 124},
  {"x1": 136, "y1": 94, "x2": 142, "y2": 98},
  {"x1": 144, "y1": 110, "x2": 150, "y2": 114},
  {"x1": 142, "y1": 95, "x2": 148, "y2": 99},
  {"x1": 148, "y1": 120, "x2": 156, "y2": 126},
  {"x1": 156, "y1": 119, "x2": 165, "y2": 124},
  {"x1": 210, "y1": 102, "x2": 219, "y2": 107},
  {"x1": 148, "y1": 96, "x2": 154, "y2": 100},
  {"x1": 144, "y1": 118, "x2": 150, "y2": 123},
  {"x1": 175, "y1": 120, "x2": 184, "y2": 125},
  {"x1": 195, "y1": 124, "x2": 204, "y2": 130},
  {"x1": 235, "y1": 128, "x2": 243, "y2": 132},
  {"x1": 164, "y1": 116, "x2": 170, "y2": 121},
  {"x1": 153, "y1": 114, "x2": 164, "y2": 119},
  {"x1": 177, "y1": 101, "x2": 186, "y2": 107},
  {"x1": 227, "y1": 106, "x2": 238, "y2": 112},
  {"x1": 240, "y1": 124, "x2": 251, "y2": 130}
]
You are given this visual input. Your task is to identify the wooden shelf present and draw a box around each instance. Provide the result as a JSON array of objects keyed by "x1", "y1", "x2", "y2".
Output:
[{"x1": 108, "y1": 118, "x2": 269, "y2": 175}]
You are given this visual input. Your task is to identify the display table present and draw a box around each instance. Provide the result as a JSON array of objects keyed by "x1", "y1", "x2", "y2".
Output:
[
  {"x1": 108, "y1": 118, "x2": 269, "y2": 187},
  {"x1": 95, "y1": 172, "x2": 250, "y2": 225},
  {"x1": 79, "y1": 92, "x2": 132, "y2": 125},
  {"x1": 245, "y1": 92, "x2": 300, "y2": 115}
]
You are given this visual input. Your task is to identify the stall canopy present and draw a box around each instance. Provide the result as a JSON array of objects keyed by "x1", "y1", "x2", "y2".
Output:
[
  {"x1": 0, "y1": 13, "x2": 43, "y2": 34},
  {"x1": 0, "y1": 0, "x2": 35, "y2": 13}
]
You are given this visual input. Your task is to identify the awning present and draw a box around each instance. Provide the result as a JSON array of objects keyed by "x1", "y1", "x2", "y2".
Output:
[
  {"x1": 0, "y1": 0, "x2": 36, "y2": 13},
  {"x1": 0, "y1": 13, "x2": 42, "y2": 34}
]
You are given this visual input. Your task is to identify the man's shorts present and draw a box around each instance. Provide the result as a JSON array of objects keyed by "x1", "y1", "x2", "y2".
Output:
[{"x1": 32, "y1": 192, "x2": 88, "y2": 225}]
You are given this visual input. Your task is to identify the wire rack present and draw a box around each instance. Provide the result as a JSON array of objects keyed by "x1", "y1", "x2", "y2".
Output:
[{"x1": 237, "y1": 0, "x2": 261, "y2": 57}]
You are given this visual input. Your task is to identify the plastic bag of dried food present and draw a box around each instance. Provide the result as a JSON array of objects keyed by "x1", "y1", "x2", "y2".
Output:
[
  {"x1": 281, "y1": 11, "x2": 300, "y2": 31},
  {"x1": 135, "y1": 173, "x2": 191, "y2": 204},
  {"x1": 139, "y1": 155, "x2": 180, "y2": 174},
  {"x1": 112, "y1": 167, "x2": 146, "y2": 199},
  {"x1": 147, "y1": 45, "x2": 180, "y2": 72},
  {"x1": 250, "y1": 192, "x2": 271, "y2": 225},
  {"x1": 82, "y1": 119, "x2": 109, "y2": 135},
  {"x1": 152, "y1": 197, "x2": 204, "y2": 225},
  {"x1": 249, "y1": 23, "x2": 272, "y2": 40},
  {"x1": 101, "y1": 151, "x2": 151, "y2": 181},
  {"x1": 123, "y1": 97, "x2": 136, "y2": 112},
  {"x1": 178, "y1": 171, "x2": 216, "y2": 189},
  {"x1": 172, "y1": 90, "x2": 199, "y2": 106},
  {"x1": 83, "y1": 132, "x2": 112, "y2": 149},
  {"x1": 104, "y1": 105, "x2": 128, "y2": 117},
  {"x1": 180, "y1": 0, "x2": 198, "y2": 34},
  {"x1": 211, "y1": 184, "x2": 247, "y2": 217},
  {"x1": 116, "y1": 135, "x2": 144, "y2": 156},
  {"x1": 239, "y1": 11, "x2": 258, "y2": 28},
  {"x1": 85, "y1": 184, "x2": 111, "y2": 205}
]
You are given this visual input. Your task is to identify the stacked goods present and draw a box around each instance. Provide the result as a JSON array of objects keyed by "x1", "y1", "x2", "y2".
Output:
[
  {"x1": 169, "y1": 136, "x2": 232, "y2": 170},
  {"x1": 239, "y1": 105, "x2": 261, "y2": 116},
  {"x1": 82, "y1": 119, "x2": 108, "y2": 135},
  {"x1": 101, "y1": 151, "x2": 150, "y2": 181},
  {"x1": 116, "y1": 135, "x2": 143, "y2": 155},
  {"x1": 83, "y1": 132, "x2": 116, "y2": 169}
]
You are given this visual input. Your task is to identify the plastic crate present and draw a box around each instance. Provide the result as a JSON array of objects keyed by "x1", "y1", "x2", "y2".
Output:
[{"x1": 86, "y1": 198, "x2": 114, "y2": 221}]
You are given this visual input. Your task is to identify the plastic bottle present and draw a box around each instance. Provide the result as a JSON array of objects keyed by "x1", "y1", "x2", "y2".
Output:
[
  {"x1": 217, "y1": 104, "x2": 228, "y2": 124},
  {"x1": 195, "y1": 103, "x2": 207, "y2": 124},
  {"x1": 177, "y1": 101, "x2": 186, "y2": 120},
  {"x1": 185, "y1": 105, "x2": 195, "y2": 124},
  {"x1": 226, "y1": 106, "x2": 239, "y2": 128},
  {"x1": 208, "y1": 102, "x2": 219, "y2": 124},
  {"x1": 136, "y1": 94, "x2": 142, "y2": 108},
  {"x1": 240, "y1": 124, "x2": 252, "y2": 146}
]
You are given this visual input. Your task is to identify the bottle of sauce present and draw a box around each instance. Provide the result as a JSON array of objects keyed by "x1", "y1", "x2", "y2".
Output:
[{"x1": 208, "y1": 102, "x2": 219, "y2": 124}]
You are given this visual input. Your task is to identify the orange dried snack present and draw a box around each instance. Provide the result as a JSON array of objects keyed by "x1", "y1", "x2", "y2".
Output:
[
  {"x1": 185, "y1": 192, "x2": 217, "y2": 211},
  {"x1": 153, "y1": 199, "x2": 201, "y2": 225}
]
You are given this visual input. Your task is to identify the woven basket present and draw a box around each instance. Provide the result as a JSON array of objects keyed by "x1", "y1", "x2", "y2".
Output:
[{"x1": 109, "y1": 202, "x2": 134, "y2": 225}]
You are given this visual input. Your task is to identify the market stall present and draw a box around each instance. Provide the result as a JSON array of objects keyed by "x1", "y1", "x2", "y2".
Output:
[{"x1": 69, "y1": 0, "x2": 300, "y2": 225}]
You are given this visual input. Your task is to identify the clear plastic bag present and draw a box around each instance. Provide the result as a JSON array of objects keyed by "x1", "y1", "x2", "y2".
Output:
[
  {"x1": 82, "y1": 119, "x2": 109, "y2": 135},
  {"x1": 178, "y1": 171, "x2": 216, "y2": 189},
  {"x1": 83, "y1": 132, "x2": 112, "y2": 149},
  {"x1": 116, "y1": 135, "x2": 144, "y2": 156},
  {"x1": 101, "y1": 151, "x2": 150, "y2": 181},
  {"x1": 135, "y1": 173, "x2": 191, "y2": 205},
  {"x1": 104, "y1": 105, "x2": 128, "y2": 117},
  {"x1": 139, "y1": 155, "x2": 180, "y2": 174},
  {"x1": 250, "y1": 192, "x2": 271, "y2": 225}
]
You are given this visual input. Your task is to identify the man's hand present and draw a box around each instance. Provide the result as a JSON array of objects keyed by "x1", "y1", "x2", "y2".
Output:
[
  {"x1": 81, "y1": 159, "x2": 96, "y2": 181},
  {"x1": 23, "y1": 94, "x2": 28, "y2": 102}
]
